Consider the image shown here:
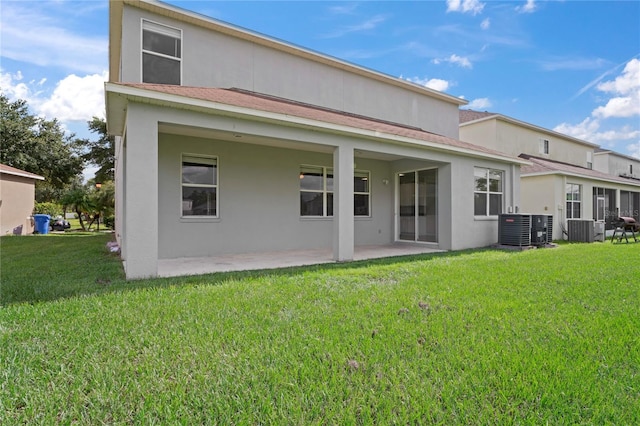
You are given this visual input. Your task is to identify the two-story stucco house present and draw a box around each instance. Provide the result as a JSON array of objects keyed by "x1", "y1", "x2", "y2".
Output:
[
  {"x1": 106, "y1": 0, "x2": 526, "y2": 279},
  {"x1": 460, "y1": 110, "x2": 640, "y2": 240}
]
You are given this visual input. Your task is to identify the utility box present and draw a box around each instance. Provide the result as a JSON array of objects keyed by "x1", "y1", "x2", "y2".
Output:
[
  {"x1": 498, "y1": 214, "x2": 531, "y2": 247},
  {"x1": 531, "y1": 214, "x2": 552, "y2": 246},
  {"x1": 594, "y1": 221, "x2": 605, "y2": 242},
  {"x1": 568, "y1": 219, "x2": 595, "y2": 242}
]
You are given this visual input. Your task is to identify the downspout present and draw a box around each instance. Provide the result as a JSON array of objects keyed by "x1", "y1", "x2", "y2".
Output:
[
  {"x1": 561, "y1": 175, "x2": 567, "y2": 240},
  {"x1": 511, "y1": 164, "x2": 517, "y2": 213}
]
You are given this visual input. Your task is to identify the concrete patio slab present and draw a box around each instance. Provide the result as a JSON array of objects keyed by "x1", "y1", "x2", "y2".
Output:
[{"x1": 157, "y1": 243, "x2": 443, "y2": 278}]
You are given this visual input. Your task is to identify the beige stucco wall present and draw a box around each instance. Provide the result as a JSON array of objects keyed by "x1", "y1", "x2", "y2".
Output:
[
  {"x1": 119, "y1": 5, "x2": 461, "y2": 139},
  {"x1": 0, "y1": 174, "x2": 36, "y2": 235},
  {"x1": 593, "y1": 152, "x2": 640, "y2": 179},
  {"x1": 520, "y1": 174, "x2": 563, "y2": 240},
  {"x1": 461, "y1": 119, "x2": 594, "y2": 168},
  {"x1": 158, "y1": 134, "x2": 397, "y2": 258}
]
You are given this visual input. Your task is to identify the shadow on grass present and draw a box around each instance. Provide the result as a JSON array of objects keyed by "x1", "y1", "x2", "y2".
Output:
[{"x1": 1, "y1": 233, "x2": 516, "y2": 306}]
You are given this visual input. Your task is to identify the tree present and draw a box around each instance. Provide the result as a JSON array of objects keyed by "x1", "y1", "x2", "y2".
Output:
[
  {"x1": 75, "y1": 117, "x2": 114, "y2": 183},
  {"x1": 61, "y1": 185, "x2": 94, "y2": 231},
  {"x1": 0, "y1": 94, "x2": 84, "y2": 201}
]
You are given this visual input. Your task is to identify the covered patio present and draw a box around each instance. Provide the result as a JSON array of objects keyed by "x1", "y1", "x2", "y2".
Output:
[{"x1": 157, "y1": 243, "x2": 443, "y2": 277}]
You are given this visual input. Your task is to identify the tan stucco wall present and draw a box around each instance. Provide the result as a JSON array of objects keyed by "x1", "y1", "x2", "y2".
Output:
[
  {"x1": 461, "y1": 118, "x2": 594, "y2": 168},
  {"x1": 520, "y1": 174, "x2": 563, "y2": 240},
  {"x1": 593, "y1": 153, "x2": 640, "y2": 179},
  {"x1": 0, "y1": 174, "x2": 36, "y2": 235}
]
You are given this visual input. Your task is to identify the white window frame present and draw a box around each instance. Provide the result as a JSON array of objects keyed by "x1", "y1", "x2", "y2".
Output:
[
  {"x1": 354, "y1": 170, "x2": 371, "y2": 218},
  {"x1": 586, "y1": 151, "x2": 593, "y2": 170},
  {"x1": 566, "y1": 183, "x2": 581, "y2": 219},
  {"x1": 299, "y1": 165, "x2": 371, "y2": 218},
  {"x1": 300, "y1": 165, "x2": 333, "y2": 217},
  {"x1": 141, "y1": 19, "x2": 182, "y2": 85},
  {"x1": 181, "y1": 154, "x2": 218, "y2": 218},
  {"x1": 474, "y1": 167, "x2": 504, "y2": 217},
  {"x1": 539, "y1": 138, "x2": 550, "y2": 155}
]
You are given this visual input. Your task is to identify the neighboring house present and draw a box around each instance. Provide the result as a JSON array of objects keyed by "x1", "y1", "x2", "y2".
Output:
[
  {"x1": 459, "y1": 110, "x2": 640, "y2": 239},
  {"x1": 106, "y1": 0, "x2": 526, "y2": 279},
  {"x1": 593, "y1": 148, "x2": 640, "y2": 182},
  {"x1": 0, "y1": 164, "x2": 44, "y2": 236}
]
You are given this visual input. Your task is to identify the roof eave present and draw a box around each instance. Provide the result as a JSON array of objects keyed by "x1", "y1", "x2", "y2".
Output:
[
  {"x1": 0, "y1": 169, "x2": 45, "y2": 181},
  {"x1": 105, "y1": 83, "x2": 524, "y2": 165},
  {"x1": 522, "y1": 170, "x2": 640, "y2": 187}
]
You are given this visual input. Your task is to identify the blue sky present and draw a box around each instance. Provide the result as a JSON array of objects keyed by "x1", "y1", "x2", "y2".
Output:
[{"x1": 1, "y1": 0, "x2": 639, "y2": 175}]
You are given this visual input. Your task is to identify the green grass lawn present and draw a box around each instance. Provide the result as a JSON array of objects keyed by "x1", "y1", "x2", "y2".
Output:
[{"x1": 1, "y1": 234, "x2": 638, "y2": 424}]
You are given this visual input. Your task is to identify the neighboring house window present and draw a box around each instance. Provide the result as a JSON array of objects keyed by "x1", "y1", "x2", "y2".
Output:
[
  {"x1": 142, "y1": 20, "x2": 181, "y2": 85},
  {"x1": 474, "y1": 168, "x2": 503, "y2": 216},
  {"x1": 539, "y1": 139, "x2": 550, "y2": 155},
  {"x1": 631, "y1": 164, "x2": 634, "y2": 175},
  {"x1": 586, "y1": 151, "x2": 593, "y2": 170},
  {"x1": 182, "y1": 155, "x2": 217, "y2": 217},
  {"x1": 566, "y1": 183, "x2": 581, "y2": 219},
  {"x1": 299, "y1": 166, "x2": 370, "y2": 217}
]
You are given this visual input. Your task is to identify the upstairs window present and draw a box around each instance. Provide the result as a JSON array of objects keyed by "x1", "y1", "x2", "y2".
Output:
[
  {"x1": 586, "y1": 151, "x2": 593, "y2": 170},
  {"x1": 539, "y1": 139, "x2": 550, "y2": 155},
  {"x1": 142, "y1": 20, "x2": 181, "y2": 85}
]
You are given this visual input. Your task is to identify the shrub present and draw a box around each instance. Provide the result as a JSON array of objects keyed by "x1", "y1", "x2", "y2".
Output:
[
  {"x1": 33, "y1": 202, "x2": 63, "y2": 217},
  {"x1": 103, "y1": 216, "x2": 115, "y2": 230}
]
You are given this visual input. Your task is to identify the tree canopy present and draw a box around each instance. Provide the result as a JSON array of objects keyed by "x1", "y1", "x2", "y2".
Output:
[
  {"x1": 0, "y1": 94, "x2": 84, "y2": 199},
  {"x1": 75, "y1": 117, "x2": 115, "y2": 183}
]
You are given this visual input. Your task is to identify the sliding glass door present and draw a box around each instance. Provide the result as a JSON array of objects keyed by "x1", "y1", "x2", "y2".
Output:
[{"x1": 398, "y1": 169, "x2": 437, "y2": 243}]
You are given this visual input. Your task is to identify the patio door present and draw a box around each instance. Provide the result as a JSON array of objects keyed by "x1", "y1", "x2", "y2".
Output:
[{"x1": 398, "y1": 169, "x2": 437, "y2": 243}]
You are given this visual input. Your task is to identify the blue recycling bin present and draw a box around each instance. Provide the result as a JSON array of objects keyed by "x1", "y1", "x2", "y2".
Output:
[{"x1": 33, "y1": 214, "x2": 51, "y2": 234}]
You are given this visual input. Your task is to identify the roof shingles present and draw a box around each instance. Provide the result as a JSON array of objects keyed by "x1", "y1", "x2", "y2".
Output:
[
  {"x1": 519, "y1": 155, "x2": 640, "y2": 186},
  {"x1": 117, "y1": 83, "x2": 520, "y2": 161}
]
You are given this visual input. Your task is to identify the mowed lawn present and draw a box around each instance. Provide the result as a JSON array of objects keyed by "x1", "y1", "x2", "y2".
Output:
[{"x1": 1, "y1": 234, "x2": 638, "y2": 424}]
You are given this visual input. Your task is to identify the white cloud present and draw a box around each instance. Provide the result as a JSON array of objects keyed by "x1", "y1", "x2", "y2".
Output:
[
  {"x1": 446, "y1": 0, "x2": 485, "y2": 15},
  {"x1": 592, "y1": 59, "x2": 640, "y2": 119},
  {"x1": 404, "y1": 76, "x2": 451, "y2": 92},
  {"x1": 0, "y1": 2, "x2": 107, "y2": 74},
  {"x1": 38, "y1": 73, "x2": 108, "y2": 122},
  {"x1": 329, "y1": 4, "x2": 359, "y2": 15},
  {"x1": 627, "y1": 142, "x2": 640, "y2": 159},
  {"x1": 554, "y1": 117, "x2": 640, "y2": 145},
  {"x1": 0, "y1": 70, "x2": 33, "y2": 100},
  {"x1": 467, "y1": 98, "x2": 492, "y2": 109},
  {"x1": 433, "y1": 54, "x2": 473, "y2": 69},
  {"x1": 321, "y1": 15, "x2": 388, "y2": 38},
  {"x1": 480, "y1": 18, "x2": 490, "y2": 30},
  {"x1": 516, "y1": 0, "x2": 537, "y2": 14},
  {"x1": 555, "y1": 58, "x2": 640, "y2": 155},
  {"x1": 1, "y1": 70, "x2": 107, "y2": 123}
]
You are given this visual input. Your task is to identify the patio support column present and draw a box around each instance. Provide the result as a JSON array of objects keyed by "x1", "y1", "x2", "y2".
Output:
[
  {"x1": 333, "y1": 144, "x2": 354, "y2": 261},
  {"x1": 123, "y1": 105, "x2": 159, "y2": 279}
]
